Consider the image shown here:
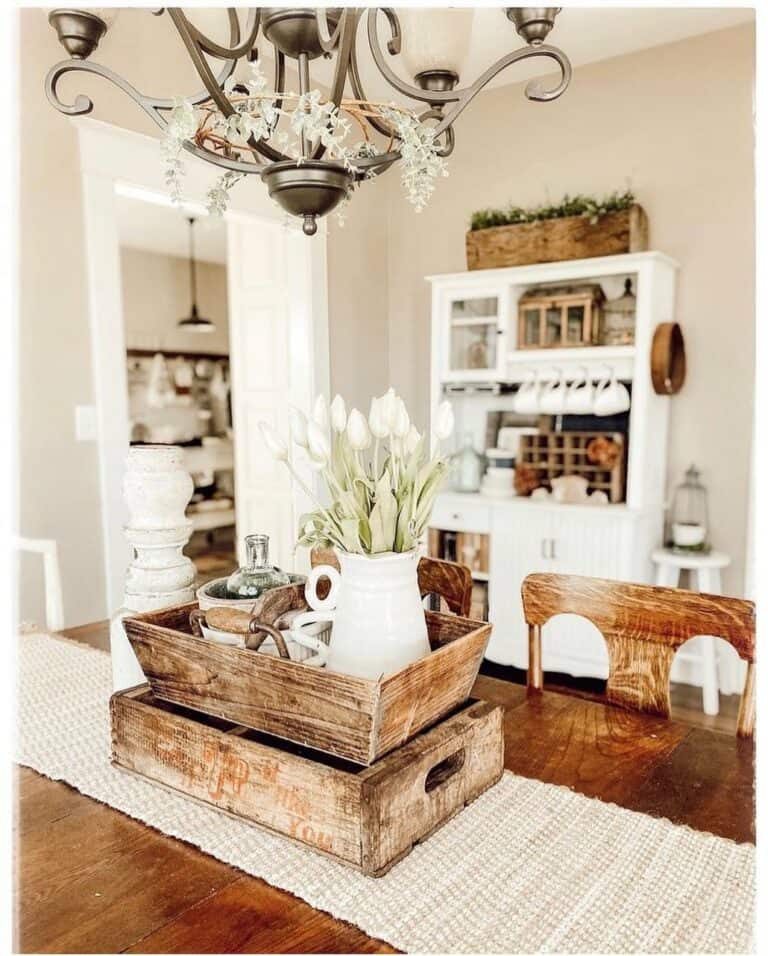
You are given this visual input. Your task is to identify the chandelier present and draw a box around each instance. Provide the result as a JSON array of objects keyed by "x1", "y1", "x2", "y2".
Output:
[{"x1": 46, "y1": 7, "x2": 571, "y2": 235}]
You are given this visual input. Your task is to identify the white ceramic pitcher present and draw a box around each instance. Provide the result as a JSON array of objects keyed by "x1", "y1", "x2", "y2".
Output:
[{"x1": 290, "y1": 550, "x2": 431, "y2": 680}]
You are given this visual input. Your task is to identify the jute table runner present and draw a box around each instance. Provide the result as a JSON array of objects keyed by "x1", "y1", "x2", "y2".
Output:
[{"x1": 16, "y1": 632, "x2": 754, "y2": 954}]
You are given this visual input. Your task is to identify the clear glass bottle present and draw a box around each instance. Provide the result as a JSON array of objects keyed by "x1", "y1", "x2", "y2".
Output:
[
  {"x1": 453, "y1": 432, "x2": 484, "y2": 493},
  {"x1": 667, "y1": 464, "x2": 711, "y2": 554},
  {"x1": 225, "y1": 533, "x2": 290, "y2": 599}
]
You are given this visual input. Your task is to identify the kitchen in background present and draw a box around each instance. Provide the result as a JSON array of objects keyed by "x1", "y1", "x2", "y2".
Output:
[{"x1": 117, "y1": 193, "x2": 235, "y2": 581}]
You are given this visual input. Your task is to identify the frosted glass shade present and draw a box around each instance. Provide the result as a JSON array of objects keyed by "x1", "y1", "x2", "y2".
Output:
[
  {"x1": 397, "y1": 8, "x2": 474, "y2": 79},
  {"x1": 88, "y1": 8, "x2": 120, "y2": 30}
]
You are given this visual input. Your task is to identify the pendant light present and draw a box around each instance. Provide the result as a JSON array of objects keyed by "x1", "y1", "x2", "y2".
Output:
[{"x1": 178, "y1": 217, "x2": 215, "y2": 334}]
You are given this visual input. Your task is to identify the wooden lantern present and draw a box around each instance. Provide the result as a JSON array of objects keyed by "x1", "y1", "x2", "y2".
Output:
[{"x1": 517, "y1": 283, "x2": 605, "y2": 350}]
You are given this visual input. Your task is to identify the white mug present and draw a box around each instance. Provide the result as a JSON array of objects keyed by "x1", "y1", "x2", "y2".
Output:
[
  {"x1": 593, "y1": 367, "x2": 631, "y2": 416},
  {"x1": 513, "y1": 370, "x2": 540, "y2": 414},
  {"x1": 539, "y1": 369, "x2": 567, "y2": 415},
  {"x1": 564, "y1": 367, "x2": 595, "y2": 415},
  {"x1": 283, "y1": 564, "x2": 338, "y2": 666}
]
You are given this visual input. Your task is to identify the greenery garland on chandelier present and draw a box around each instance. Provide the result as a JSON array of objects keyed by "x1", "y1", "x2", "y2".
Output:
[{"x1": 470, "y1": 190, "x2": 636, "y2": 232}]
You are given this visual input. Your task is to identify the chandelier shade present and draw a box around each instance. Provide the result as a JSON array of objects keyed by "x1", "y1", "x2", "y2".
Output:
[
  {"x1": 397, "y1": 8, "x2": 474, "y2": 83},
  {"x1": 45, "y1": 7, "x2": 572, "y2": 235}
]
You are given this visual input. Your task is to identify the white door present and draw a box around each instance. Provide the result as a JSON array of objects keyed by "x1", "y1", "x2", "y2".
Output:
[
  {"x1": 487, "y1": 507, "x2": 553, "y2": 668},
  {"x1": 227, "y1": 217, "x2": 329, "y2": 573}
]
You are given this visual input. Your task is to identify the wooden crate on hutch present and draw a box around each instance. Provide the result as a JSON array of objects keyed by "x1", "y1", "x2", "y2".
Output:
[
  {"x1": 518, "y1": 431, "x2": 627, "y2": 503},
  {"x1": 466, "y1": 204, "x2": 649, "y2": 270},
  {"x1": 122, "y1": 601, "x2": 492, "y2": 766},
  {"x1": 111, "y1": 687, "x2": 504, "y2": 877}
]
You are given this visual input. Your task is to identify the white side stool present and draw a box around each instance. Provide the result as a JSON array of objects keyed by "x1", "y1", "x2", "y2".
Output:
[{"x1": 651, "y1": 548, "x2": 731, "y2": 716}]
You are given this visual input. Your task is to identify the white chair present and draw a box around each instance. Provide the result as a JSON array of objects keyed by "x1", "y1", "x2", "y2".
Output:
[
  {"x1": 651, "y1": 548, "x2": 731, "y2": 717},
  {"x1": 15, "y1": 537, "x2": 65, "y2": 632}
]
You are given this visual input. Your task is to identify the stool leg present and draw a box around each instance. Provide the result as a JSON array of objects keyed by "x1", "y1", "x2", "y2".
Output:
[
  {"x1": 654, "y1": 563, "x2": 681, "y2": 588},
  {"x1": 696, "y1": 567, "x2": 721, "y2": 717}
]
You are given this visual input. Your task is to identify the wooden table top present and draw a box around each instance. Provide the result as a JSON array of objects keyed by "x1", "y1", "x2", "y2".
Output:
[{"x1": 15, "y1": 623, "x2": 755, "y2": 954}]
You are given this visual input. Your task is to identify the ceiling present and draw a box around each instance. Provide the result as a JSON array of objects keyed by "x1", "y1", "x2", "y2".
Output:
[
  {"x1": 336, "y1": 7, "x2": 755, "y2": 100},
  {"x1": 116, "y1": 192, "x2": 228, "y2": 264}
]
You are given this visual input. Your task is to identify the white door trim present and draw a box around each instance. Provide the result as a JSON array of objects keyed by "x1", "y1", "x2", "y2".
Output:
[{"x1": 76, "y1": 117, "x2": 329, "y2": 611}]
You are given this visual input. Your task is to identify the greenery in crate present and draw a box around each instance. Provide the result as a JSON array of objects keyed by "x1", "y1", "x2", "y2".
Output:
[
  {"x1": 469, "y1": 190, "x2": 635, "y2": 232},
  {"x1": 259, "y1": 390, "x2": 455, "y2": 555}
]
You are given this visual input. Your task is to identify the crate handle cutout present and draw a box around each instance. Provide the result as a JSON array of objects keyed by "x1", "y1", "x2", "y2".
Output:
[{"x1": 425, "y1": 749, "x2": 466, "y2": 793}]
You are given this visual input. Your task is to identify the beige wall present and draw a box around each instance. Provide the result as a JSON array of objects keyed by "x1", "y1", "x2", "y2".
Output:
[
  {"x1": 120, "y1": 247, "x2": 229, "y2": 355},
  {"x1": 384, "y1": 24, "x2": 755, "y2": 595}
]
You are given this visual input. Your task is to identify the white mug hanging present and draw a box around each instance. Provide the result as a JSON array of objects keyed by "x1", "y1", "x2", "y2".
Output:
[
  {"x1": 539, "y1": 368, "x2": 567, "y2": 415},
  {"x1": 513, "y1": 369, "x2": 540, "y2": 414},
  {"x1": 593, "y1": 366, "x2": 631, "y2": 416},
  {"x1": 564, "y1": 367, "x2": 595, "y2": 415}
]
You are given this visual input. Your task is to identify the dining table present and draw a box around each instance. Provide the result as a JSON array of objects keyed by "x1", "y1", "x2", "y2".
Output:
[{"x1": 15, "y1": 620, "x2": 755, "y2": 954}]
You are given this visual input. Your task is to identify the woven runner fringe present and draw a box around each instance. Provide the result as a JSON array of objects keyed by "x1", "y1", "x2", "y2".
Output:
[{"x1": 16, "y1": 632, "x2": 755, "y2": 954}]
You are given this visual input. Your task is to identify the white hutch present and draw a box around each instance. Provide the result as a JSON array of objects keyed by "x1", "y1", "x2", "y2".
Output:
[{"x1": 428, "y1": 251, "x2": 678, "y2": 679}]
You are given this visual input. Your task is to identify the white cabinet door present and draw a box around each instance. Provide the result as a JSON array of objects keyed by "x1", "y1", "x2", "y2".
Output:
[
  {"x1": 486, "y1": 507, "x2": 553, "y2": 668},
  {"x1": 542, "y1": 511, "x2": 626, "y2": 679},
  {"x1": 437, "y1": 284, "x2": 508, "y2": 383}
]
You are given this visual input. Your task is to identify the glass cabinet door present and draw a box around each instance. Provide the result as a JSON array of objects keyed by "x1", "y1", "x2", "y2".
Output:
[{"x1": 448, "y1": 296, "x2": 499, "y2": 372}]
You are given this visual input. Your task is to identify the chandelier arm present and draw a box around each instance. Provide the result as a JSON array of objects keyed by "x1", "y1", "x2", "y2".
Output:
[
  {"x1": 315, "y1": 7, "x2": 345, "y2": 56},
  {"x1": 418, "y1": 108, "x2": 456, "y2": 159},
  {"x1": 167, "y1": 8, "x2": 238, "y2": 119},
  {"x1": 311, "y1": 10, "x2": 359, "y2": 161},
  {"x1": 44, "y1": 58, "x2": 260, "y2": 176},
  {"x1": 348, "y1": 36, "x2": 398, "y2": 139},
  {"x1": 431, "y1": 45, "x2": 572, "y2": 140},
  {"x1": 182, "y1": 8, "x2": 261, "y2": 61}
]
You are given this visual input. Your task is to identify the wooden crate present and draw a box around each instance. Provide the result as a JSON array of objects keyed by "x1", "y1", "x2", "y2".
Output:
[
  {"x1": 466, "y1": 205, "x2": 648, "y2": 270},
  {"x1": 518, "y1": 431, "x2": 626, "y2": 503},
  {"x1": 111, "y1": 688, "x2": 504, "y2": 877},
  {"x1": 123, "y1": 605, "x2": 492, "y2": 766}
]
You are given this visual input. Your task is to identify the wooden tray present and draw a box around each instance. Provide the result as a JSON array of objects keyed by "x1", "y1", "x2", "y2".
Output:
[
  {"x1": 123, "y1": 603, "x2": 492, "y2": 766},
  {"x1": 111, "y1": 687, "x2": 504, "y2": 877}
]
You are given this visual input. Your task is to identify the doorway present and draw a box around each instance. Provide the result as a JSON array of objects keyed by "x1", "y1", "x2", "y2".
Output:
[{"x1": 77, "y1": 118, "x2": 329, "y2": 614}]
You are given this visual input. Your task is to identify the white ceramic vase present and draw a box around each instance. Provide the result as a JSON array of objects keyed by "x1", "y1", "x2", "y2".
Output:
[{"x1": 290, "y1": 550, "x2": 431, "y2": 680}]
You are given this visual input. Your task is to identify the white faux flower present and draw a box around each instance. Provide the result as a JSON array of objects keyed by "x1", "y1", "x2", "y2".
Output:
[
  {"x1": 404, "y1": 424, "x2": 421, "y2": 455},
  {"x1": 289, "y1": 407, "x2": 309, "y2": 448},
  {"x1": 379, "y1": 388, "x2": 398, "y2": 433},
  {"x1": 368, "y1": 396, "x2": 389, "y2": 439},
  {"x1": 346, "y1": 408, "x2": 371, "y2": 451},
  {"x1": 306, "y1": 420, "x2": 331, "y2": 464},
  {"x1": 392, "y1": 397, "x2": 410, "y2": 439},
  {"x1": 330, "y1": 394, "x2": 347, "y2": 433},
  {"x1": 312, "y1": 394, "x2": 329, "y2": 430},
  {"x1": 259, "y1": 422, "x2": 288, "y2": 461},
  {"x1": 434, "y1": 401, "x2": 455, "y2": 441}
]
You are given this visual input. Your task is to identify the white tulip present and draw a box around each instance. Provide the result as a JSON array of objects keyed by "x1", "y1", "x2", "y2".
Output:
[
  {"x1": 392, "y1": 397, "x2": 410, "y2": 438},
  {"x1": 434, "y1": 400, "x2": 455, "y2": 441},
  {"x1": 368, "y1": 396, "x2": 389, "y2": 439},
  {"x1": 312, "y1": 394, "x2": 329, "y2": 429},
  {"x1": 379, "y1": 387, "x2": 398, "y2": 432},
  {"x1": 306, "y1": 419, "x2": 331, "y2": 463},
  {"x1": 330, "y1": 394, "x2": 347, "y2": 433},
  {"x1": 259, "y1": 421, "x2": 288, "y2": 461},
  {"x1": 404, "y1": 424, "x2": 421, "y2": 455},
  {"x1": 346, "y1": 408, "x2": 371, "y2": 450},
  {"x1": 289, "y1": 407, "x2": 309, "y2": 448}
]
